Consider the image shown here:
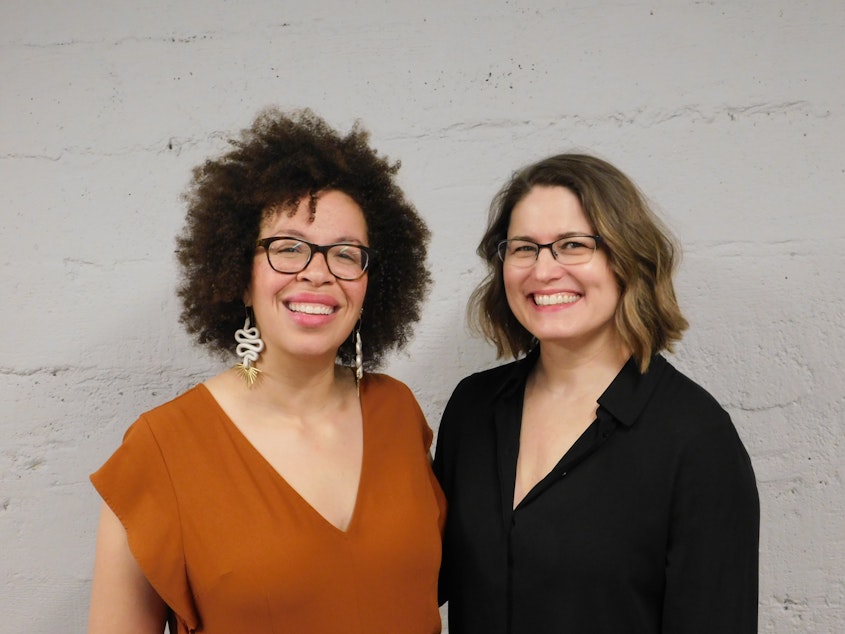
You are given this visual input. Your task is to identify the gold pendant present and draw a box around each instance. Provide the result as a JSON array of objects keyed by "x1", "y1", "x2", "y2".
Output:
[{"x1": 235, "y1": 362, "x2": 261, "y2": 387}]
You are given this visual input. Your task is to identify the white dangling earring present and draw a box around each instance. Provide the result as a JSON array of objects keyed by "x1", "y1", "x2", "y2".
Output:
[
  {"x1": 354, "y1": 321, "x2": 363, "y2": 395},
  {"x1": 234, "y1": 308, "x2": 265, "y2": 387}
]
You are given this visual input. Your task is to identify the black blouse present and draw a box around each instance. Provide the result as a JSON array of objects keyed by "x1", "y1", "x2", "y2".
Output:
[{"x1": 433, "y1": 351, "x2": 759, "y2": 634}]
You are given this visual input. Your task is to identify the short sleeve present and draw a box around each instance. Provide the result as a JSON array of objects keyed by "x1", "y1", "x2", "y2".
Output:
[{"x1": 90, "y1": 417, "x2": 200, "y2": 631}]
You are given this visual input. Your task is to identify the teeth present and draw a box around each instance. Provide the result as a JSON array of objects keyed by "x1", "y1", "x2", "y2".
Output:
[
  {"x1": 288, "y1": 302, "x2": 334, "y2": 315},
  {"x1": 534, "y1": 293, "x2": 579, "y2": 306}
]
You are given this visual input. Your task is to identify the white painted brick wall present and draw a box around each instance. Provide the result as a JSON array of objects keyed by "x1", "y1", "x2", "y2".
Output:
[{"x1": 2, "y1": 1, "x2": 843, "y2": 632}]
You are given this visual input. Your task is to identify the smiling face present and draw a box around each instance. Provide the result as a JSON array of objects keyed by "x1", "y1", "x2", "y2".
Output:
[
  {"x1": 245, "y1": 190, "x2": 369, "y2": 370},
  {"x1": 503, "y1": 185, "x2": 622, "y2": 354}
]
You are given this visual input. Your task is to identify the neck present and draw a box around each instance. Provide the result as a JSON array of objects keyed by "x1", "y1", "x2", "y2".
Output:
[
  {"x1": 532, "y1": 334, "x2": 630, "y2": 394},
  {"x1": 245, "y1": 354, "x2": 357, "y2": 416}
]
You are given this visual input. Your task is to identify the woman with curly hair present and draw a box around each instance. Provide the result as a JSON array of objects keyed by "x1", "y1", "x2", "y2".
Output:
[
  {"x1": 88, "y1": 109, "x2": 445, "y2": 633},
  {"x1": 434, "y1": 153, "x2": 758, "y2": 633}
]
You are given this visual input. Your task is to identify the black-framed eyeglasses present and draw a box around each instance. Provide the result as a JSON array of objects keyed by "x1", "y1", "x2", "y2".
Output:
[
  {"x1": 497, "y1": 235, "x2": 602, "y2": 267},
  {"x1": 256, "y1": 237, "x2": 373, "y2": 280}
]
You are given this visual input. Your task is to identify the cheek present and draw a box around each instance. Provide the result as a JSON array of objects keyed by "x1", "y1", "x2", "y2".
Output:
[
  {"x1": 248, "y1": 266, "x2": 292, "y2": 306},
  {"x1": 502, "y1": 267, "x2": 518, "y2": 292},
  {"x1": 344, "y1": 278, "x2": 368, "y2": 310},
  {"x1": 502, "y1": 269, "x2": 525, "y2": 311},
  {"x1": 589, "y1": 257, "x2": 620, "y2": 295},
  {"x1": 503, "y1": 264, "x2": 527, "y2": 289},
  {"x1": 596, "y1": 274, "x2": 623, "y2": 316}
]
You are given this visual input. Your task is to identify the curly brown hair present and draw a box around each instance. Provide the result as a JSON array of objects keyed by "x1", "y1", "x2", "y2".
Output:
[
  {"x1": 469, "y1": 153, "x2": 688, "y2": 372},
  {"x1": 176, "y1": 108, "x2": 431, "y2": 369}
]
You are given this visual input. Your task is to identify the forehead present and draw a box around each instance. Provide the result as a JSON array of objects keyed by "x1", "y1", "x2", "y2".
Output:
[
  {"x1": 260, "y1": 190, "x2": 368, "y2": 239},
  {"x1": 508, "y1": 186, "x2": 592, "y2": 236}
]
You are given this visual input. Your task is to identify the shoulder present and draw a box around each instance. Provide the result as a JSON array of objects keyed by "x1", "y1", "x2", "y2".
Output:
[
  {"x1": 644, "y1": 357, "x2": 752, "y2": 463},
  {"x1": 127, "y1": 385, "x2": 212, "y2": 444},
  {"x1": 448, "y1": 359, "x2": 523, "y2": 401},
  {"x1": 361, "y1": 371, "x2": 425, "y2": 418},
  {"x1": 363, "y1": 372, "x2": 433, "y2": 448},
  {"x1": 440, "y1": 359, "x2": 524, "y2": 427},
  {"x1": 363, "y1": 372, "x2": 415, "y2": 398},
  {"x1": 437, "y1": 359, "x2": 523, "y2": 441},
  {"x1": 647, "y1": 357, "x2": 731, "y2": 430},
  {"x1": 608, "y1": 358, "x2": 758, "y2": 509},
  {"x1": 361, "y1": 373, "x2": 423, "y2": 415},
  {"x1": 91, "y1": 389, "x2": 211, "y2": 506}
]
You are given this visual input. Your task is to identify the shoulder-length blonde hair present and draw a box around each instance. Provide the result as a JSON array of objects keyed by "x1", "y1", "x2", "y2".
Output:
[{"x1": 468, "y1": 153, "x2": 688, "y2": 372}]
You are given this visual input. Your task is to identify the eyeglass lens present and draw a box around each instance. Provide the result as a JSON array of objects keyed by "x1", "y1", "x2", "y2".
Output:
[
  {"x1": 498, "y1": 236, "x2": 598, "y2": 267},
  {"x1": 264, "y1": 238, "x2": 368, "y2": 280}
]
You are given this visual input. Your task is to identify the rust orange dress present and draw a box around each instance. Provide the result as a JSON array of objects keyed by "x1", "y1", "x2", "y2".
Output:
[{"x1": 91, "y1": 373, "x2": 446, "y2": 633}]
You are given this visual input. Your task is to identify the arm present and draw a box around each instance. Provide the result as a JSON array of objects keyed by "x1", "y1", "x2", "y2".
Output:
[
  {"x1": 88, "y1": 503, "x2": 168, "y2": 634},
  {"x1": 662, "y1": 416, "x2": 760, "y2": 633}
]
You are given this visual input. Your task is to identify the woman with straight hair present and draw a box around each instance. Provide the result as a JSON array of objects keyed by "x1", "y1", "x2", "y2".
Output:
[{"x1": 434, "y1": 153, "x2": 758, "y2": 633}]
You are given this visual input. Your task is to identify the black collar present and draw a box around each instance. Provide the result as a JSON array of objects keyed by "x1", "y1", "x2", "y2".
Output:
[
  {"x1": 491, "y1": 346, "x2": 541, "y2": 401},
  {"x1": 492, "y1": 347, "x2": 667, "y2": 429},
  {"x1": 597, "y1": 354, "x2": 666, "y2": 427}
]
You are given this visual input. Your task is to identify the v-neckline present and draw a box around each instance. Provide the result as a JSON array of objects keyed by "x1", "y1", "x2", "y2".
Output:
[{"x1": 195, "y1": 379, "x2": 367, "y2": 535}]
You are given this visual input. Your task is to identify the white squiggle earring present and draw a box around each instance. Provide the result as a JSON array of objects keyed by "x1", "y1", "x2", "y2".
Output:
[
  {"x1": 234, "y1": 310, "x2": 265, "y2": 387},
  {"x1": 355, "y1": 321, "x2": 363, "y2": 395}
]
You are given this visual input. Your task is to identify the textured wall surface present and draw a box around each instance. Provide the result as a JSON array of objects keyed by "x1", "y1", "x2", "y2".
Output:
[{"x1": 2, "y1": 1, "x2": 843, "y2": 632}]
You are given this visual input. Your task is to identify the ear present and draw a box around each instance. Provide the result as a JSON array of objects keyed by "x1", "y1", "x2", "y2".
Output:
[{"x1": 243, "y1": 287, "x2": 252, "y2": 306}]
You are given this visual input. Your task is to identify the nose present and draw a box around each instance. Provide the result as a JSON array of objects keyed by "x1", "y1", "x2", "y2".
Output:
[
  {"x1": 532, "y1": 246, "x2": 563, "y2": 280},
  {"x1": 297, "y1": 251, "x2": 334, "y2": 284}
]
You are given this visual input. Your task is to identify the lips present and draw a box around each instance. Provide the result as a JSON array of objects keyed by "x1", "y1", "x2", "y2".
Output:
[
  {"x1": 532, "y1": 292, "x2": 580, "y2": 306},
  {"x1": 286, "y1": 302, "x2": 335, "y2": 315},
  {"x1": 283, "y1": 293, "x2": 340, "y2": 318}
]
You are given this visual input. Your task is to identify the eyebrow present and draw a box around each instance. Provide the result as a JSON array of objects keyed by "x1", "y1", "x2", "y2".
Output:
[
  {"x1": 508, "y1": 231, "x2": 596, "y2": 241},
  {"x1": 265, "y1": 229, "x2": 367, "y2": 245}
]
